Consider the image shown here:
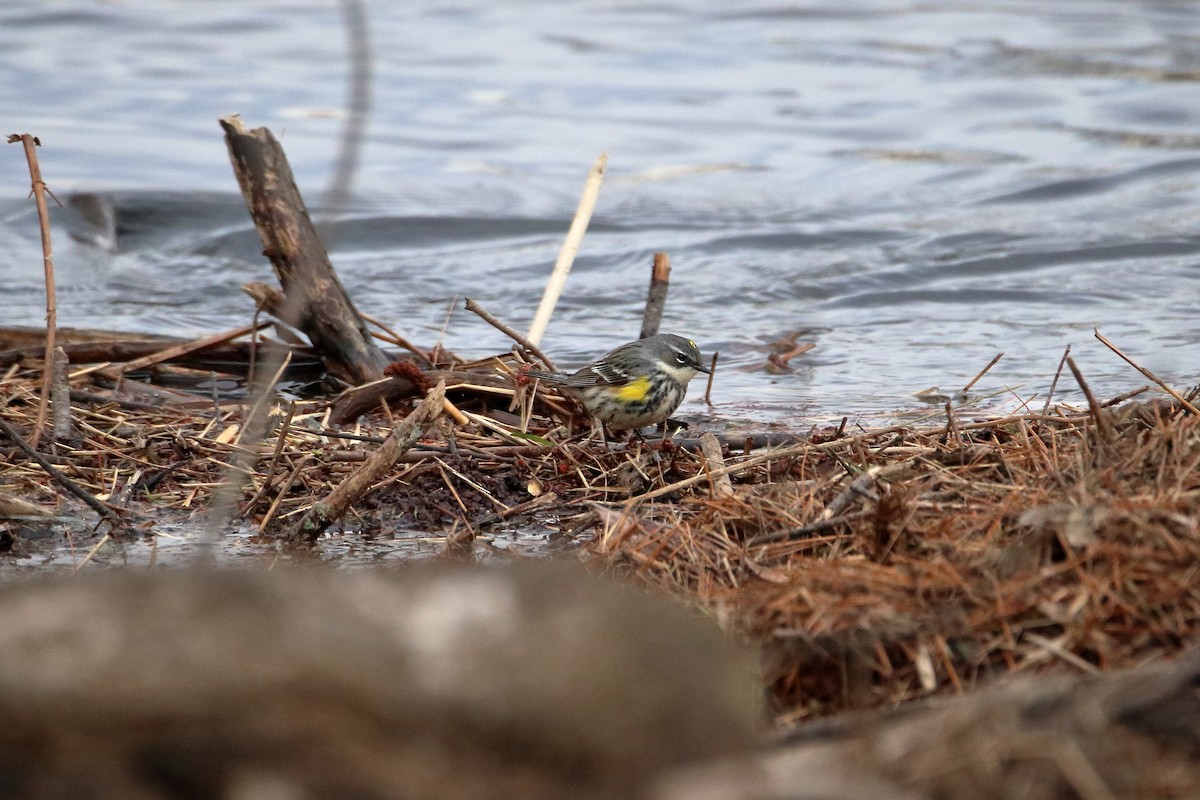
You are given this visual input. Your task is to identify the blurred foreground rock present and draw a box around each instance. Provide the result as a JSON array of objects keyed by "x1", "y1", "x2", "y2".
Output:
[
  {"x1": 657, "y1": 646, "x2": 1200, "y2": 800},
  {"x1": 0, "y1": 564, "x2": 758, "y2": 800},
  {"x1": 3, "y1": 562, "x2": 1195, "y2": 800}
]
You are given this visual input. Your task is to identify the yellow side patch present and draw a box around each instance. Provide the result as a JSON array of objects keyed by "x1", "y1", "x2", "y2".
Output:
[{"x1": 616, "y1": 376, "x2": 652, "y2": 402}]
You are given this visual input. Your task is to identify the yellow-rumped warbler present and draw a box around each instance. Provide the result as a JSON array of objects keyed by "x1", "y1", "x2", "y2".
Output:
[{"x1": 523, "y1": 334, "x2": 711, "y2": 431}]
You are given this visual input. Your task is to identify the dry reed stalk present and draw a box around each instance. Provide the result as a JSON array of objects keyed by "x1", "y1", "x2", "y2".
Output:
[
  {"x1": 699, "y1": 433, "x2": 734, "y2": 498},
  {"x1": 527, "y1": 152, "x2": 607, "y2": 347}
]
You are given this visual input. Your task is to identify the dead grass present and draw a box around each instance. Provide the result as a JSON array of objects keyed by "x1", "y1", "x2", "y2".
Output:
[{"x1": 1, "y1": 342, "x2": 1198, "y2": 727}]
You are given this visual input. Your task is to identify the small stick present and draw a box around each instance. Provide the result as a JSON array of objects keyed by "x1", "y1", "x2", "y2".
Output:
[
  {"x1": 526, "y1": 152, "x2": 607, "y2": 346},
  {"x1": 241, "y1": 400, "x2": 298, "y2": 515},
  {"x1": 8, "y1": 133, "x2": 60, "y2": 449},
  {"x1": 51, "y1": 345, "x2": 75, "y2": 443},
  {"x1": 703, "y1": 352, "x2": 719, "y2": 406},
  {"x1": 960, "y1": 351, "x2": 1003, "y2": 394},
  {"x1": 1094, "y1": 328, "x2": 1200, "y2": 416},
  {"x1": 822, "y1": 465, "x2": 885, "y2": 521},
  {"x1": 73, "y1": 533, "x2": 111, "y2": 574},
  {"x1": 290, "y1": 380, "x2": 445, "y2": 543},
  {"x1": 235, "y1": 350, "x2": 293, "y2": 446},
  {"x1": 464, "y1": 297, "x2": 556, "y2": 371},
  {"x1": 0, "y1": 415, "x2": 127, "y2": 532},
  {"x1": 111, "y1": 321, "x2": 270, "y2": 378},
  {"x1": 748, "y1": 510, "x2": 873, "y2": 544},
  {"x1": 497, "y1": 490, "x2": 558, "y2": 520},
  {"x1": 360, "y1": 310, "x2": 434, "y2": 366},
  {"x1": 630, "y1": 441, "x2": 810, "y2": 504},
  {"x1": 942, "y1": 400, "x2": 961, "y2": 446},
  {"x1": 1041, "y1": 344, "x2": 1071, "y2": 419},
  {"x1": 258, "y1": 454, "x2": 312, "y2": 533},
  {"x1": 1065, "y1": 355, "x2": 1113, "y2": 441},
  {"x1": 698, "y1": 433, "x2": 733, "y2": 497},
  {"x1": 639, "y1": 252, "x2": 671, "y2": 340},
  {"x1": 1100, "y1": 385, "x2": 1150, "y2": 408},
  {"x1": 248, "y1": 306, "x2": 262, "y2": 388}
]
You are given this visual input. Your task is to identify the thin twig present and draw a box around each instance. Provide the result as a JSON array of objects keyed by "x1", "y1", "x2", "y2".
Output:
[
  {"x1": 109, "y1": 322, "x2": 271, "y2": 381},
  {"x1": 527, "y1": 152, "x2": 607, "y2": 346},
  {"x1": 73, "y1": 533, "x2": 111, "y2": 574},
  {"x1": 258, "y1": 454, "x2": 312, "y2": 532},
  {"x1": 322, "y1": 0, "x2": 372, "y2": 222},
  {"x1": 241, "y1": 399, "x2": 298, "y2": 515},
  {"x1": 361, "y1": 310, "x2": 433, "y2": 366},
  {"x1": 704, "y1": 352, "x2": 719, "y2": 406},
  {"x1": 961, "y1": 351, "x2": 1003, "y2": 394},
  {"x1": 235, "y1": 351, "x2": 293, "y2": 447},
  {"x1": 464, "y1": 297, "x2": 555, "y2": 371},
  {"x1": 748, "y1": 510, "x2": 874, "y2": 545},
  {"x1": 943, "y1": 400, "x2": 960, "y2": 445},
  {"x1": 1040, "y1": 344, "x2": 1071, "y2": 419},
  {"x1": 0, "y1": 415, "x2": 128, "y2": 532},
  {"x1": 1094, "y1": 328, "x2": 1200, "y2": 416}
]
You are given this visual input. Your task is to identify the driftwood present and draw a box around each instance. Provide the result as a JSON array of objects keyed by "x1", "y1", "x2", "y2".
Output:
[
  {"x1": 0, "y1": 326, "x2": 317, "y2": 375},
  {"x1": 103, "y1": 322, "x2": 268, "y2": 379},
  {"x1": 219, "y1": 114, "x2": 389, "y2": 385}
]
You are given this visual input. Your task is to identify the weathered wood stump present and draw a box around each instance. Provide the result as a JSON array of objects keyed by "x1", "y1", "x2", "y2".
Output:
[{"x1": 220, "y1": 114, "x2": 389, "y2": 385}]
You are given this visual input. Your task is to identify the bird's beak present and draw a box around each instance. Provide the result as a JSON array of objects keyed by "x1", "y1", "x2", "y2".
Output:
[{"x1": 696, "y1": 360, "x2": 712, "y2": 375}]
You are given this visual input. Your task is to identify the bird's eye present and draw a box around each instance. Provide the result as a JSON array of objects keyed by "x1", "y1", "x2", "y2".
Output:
[{"x1": 675, "y1": 353, "x2": 688, "y2": 364}]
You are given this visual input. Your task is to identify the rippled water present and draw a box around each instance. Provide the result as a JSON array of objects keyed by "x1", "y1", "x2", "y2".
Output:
[
  {"x1": 3, "y1": 0, "x2": 1200, "y2": 429},
  {"x1": 2, "y1": 518, "x2": 561, "y2": 571}
]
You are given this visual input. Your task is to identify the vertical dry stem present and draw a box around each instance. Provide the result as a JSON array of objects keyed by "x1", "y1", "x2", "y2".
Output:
[
  {"x1": 1066, "y1": 355, "x2": 1113, "y2": 442},
  {"x1": 527, "y1": 153, "x2": 607, "y2": 346},
  {"x1": 7, "y1": 133, "x2": 58, "y2": 449}
]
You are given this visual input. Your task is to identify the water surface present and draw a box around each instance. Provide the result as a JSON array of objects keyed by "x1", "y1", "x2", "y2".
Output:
[{"x1": 3, "y1": 0, "x2": 1199, "y2": 430}]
